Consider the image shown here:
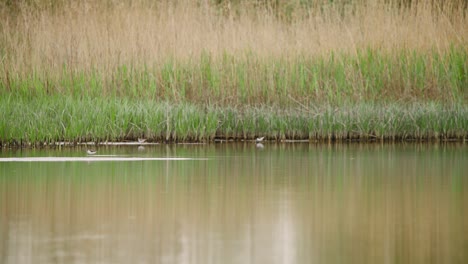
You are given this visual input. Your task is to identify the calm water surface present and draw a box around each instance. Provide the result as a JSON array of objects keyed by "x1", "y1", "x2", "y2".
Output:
[{"x1": 1, "y1": 143, "x2": 467, "y2": 264}]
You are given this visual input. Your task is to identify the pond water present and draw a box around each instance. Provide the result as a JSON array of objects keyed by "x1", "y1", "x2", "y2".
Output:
[{"x1": 0, "y1": 143, "x2": 467, "y2": 264}]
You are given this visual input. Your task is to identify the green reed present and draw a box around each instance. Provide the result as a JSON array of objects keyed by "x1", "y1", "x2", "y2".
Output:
[
  {"x1": 1, "y1": 48, "x2": 467, "y2": 145},
  {"x1": 1, "y1": 95, "x2": 466, "y2": 146},
  {"x1": 1, "y1": 48, "x2": 466, "y2": 105}
]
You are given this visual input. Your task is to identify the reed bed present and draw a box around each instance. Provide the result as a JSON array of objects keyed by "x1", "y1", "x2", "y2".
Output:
[
  {"x1": 1, "y1": 48, "x2": 467, "y2": 104},
  {"x1": 0, "y1": 0, "x2": 467, "y2": 144},
  {"x1": 0, "y1": 96, "x2": 466, "y2": 146}
]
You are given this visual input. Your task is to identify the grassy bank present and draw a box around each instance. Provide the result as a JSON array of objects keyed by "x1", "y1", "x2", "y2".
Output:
[
  {"x1": 0, "y1": 0, "x2": 467, "y2": 145},
  {"x1": 1, "y1": 96, "x2": 466, "y2": 146}
]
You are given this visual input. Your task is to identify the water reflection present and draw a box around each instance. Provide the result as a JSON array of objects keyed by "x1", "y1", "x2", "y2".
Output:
[{"x1": 0, "y1": 143, "x2": 467, "y2": 263}]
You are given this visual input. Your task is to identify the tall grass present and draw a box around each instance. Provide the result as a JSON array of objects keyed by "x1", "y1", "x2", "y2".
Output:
[
  {"x1": 1, "y1": 48, "x2": 467, "y2": 104},
  {"x1": 0, "y1": 0, "x2": 466, "y2": 104},
  {"x1": 0, "y1": 1, "x2": 467, "y2": 144},
  {"x1": 0, "y1": 96, "x2": 466, "y2": 145}
]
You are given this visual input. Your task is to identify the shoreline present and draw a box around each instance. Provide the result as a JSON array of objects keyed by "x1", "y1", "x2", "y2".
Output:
[
  {"x1": 1, "y1": 137, "x2": 466, "y2": 149},
  {"x1": 1, "y1": 97, "x2": 467, "y2": 147}
]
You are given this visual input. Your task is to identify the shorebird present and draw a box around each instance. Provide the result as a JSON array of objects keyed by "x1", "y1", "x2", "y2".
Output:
[
  {"x1": 86, "y1": 149, "x2": 97, "y2": 155},
  {"x1": 255, "y1": 137, "x2": 265, "y2": 143},
  {"x1": 138, "y1": 138, "x2": 147, "y2": 143}
]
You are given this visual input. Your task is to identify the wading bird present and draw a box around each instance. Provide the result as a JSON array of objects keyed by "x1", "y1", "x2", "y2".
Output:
[
  {"x1": 138, "y1": 138, "x2": 147, "y2": 143},
  {"x1": 255, "y1": 137, "x2": 265, "y2": 143},
  {"x1": 87, "y1": 149, "x2": 97, "y2": 155}
]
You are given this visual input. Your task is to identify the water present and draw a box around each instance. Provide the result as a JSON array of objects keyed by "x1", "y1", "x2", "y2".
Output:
[{"x1": 1, "y1": 143, "x2": 467, "y2": 264}]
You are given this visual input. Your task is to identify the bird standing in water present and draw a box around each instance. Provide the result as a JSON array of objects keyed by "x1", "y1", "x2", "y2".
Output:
[
  {"x1": 255, "y1": 137, "x2": 265, "y2": 143},
  {"x1": 255, "y1": 137, "x2": 265, "y2": 149}
]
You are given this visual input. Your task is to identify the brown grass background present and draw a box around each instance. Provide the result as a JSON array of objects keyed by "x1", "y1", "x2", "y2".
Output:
[{"x1": 1, "y1": 0, "x2": 466, "y2": 73}]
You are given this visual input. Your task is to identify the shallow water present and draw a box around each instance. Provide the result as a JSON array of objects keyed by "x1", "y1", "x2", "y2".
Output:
[{"x1": 1, "y1": 143, "x2": 467, "y2": 264}]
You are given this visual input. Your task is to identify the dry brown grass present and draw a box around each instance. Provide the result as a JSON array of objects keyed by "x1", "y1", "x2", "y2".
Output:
[{"x1": 1, "y1": 0, "x2": 466, "y2": 73}]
